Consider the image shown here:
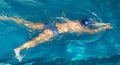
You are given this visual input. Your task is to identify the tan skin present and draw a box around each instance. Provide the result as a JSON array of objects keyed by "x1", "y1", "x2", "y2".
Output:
[{"x1": 0, "y1": 16, "x2": 112, "y2": 61}]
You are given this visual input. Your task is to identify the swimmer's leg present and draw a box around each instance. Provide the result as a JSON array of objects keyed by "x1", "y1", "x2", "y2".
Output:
[
  {"x1": 0, "y1": 15, "x2": 45, "y2": 30},
  {"x1": 14, "y1": 29, "x2": 55, "y2": 62}
]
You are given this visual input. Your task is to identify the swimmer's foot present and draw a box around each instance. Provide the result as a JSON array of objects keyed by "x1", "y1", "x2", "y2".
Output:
[{"x1": 14, "y1": 48, "x2": 24, "y2": 62}]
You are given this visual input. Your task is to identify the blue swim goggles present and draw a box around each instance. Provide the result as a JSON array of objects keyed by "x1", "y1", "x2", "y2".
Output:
[{"x1": 80, "y1": 18, "x2": 93, "y2": 26}]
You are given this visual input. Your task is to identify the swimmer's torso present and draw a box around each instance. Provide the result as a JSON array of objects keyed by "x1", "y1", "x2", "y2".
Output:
[{"x1": 56, "y1": 21, "x2": 85, "y2": 33}]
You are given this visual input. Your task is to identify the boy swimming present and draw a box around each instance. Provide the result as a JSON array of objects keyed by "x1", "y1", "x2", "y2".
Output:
[{"x1": 0, "y1": 16, "x2": 112, "y2": 62}]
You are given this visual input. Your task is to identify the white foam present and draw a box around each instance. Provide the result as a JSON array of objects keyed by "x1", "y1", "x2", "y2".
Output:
[
  {"x1": 55, "y1": 17, "x2": 72, "y2": 22},
  {"x1": 91, "y1": 12, "x2": 102, "y2": 22}
]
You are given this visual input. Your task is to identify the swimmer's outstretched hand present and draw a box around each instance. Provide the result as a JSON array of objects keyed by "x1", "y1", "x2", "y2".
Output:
[
  {"x1": 92, "y1": 22, "x2": 111, "y2": 27},
  {"x1": 87, "y1": 24, "x2": 112, "y2": 34},
  {"x1": 104, "y1": 24, "x2": 112, "y2": 29}
]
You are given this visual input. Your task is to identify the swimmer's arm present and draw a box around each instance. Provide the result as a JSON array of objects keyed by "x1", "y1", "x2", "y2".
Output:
[
  {"x1": 91, "y1": 22, "x2": 110, "y2": 27},
  {"x1": 0, "y1": 16, "x2": 44, "y2": 29},
  {"x1": 86, "y1": 24, "x2": 112, "y2": 34}
]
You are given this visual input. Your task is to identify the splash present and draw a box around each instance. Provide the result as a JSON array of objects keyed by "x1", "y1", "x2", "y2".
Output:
[{"x1": 14, "y1": 48, "x2": 25, "y2": 62}]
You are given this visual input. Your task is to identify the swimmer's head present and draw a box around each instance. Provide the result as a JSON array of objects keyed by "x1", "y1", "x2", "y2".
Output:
[{"x1": 80, "y1": 18, "x2": 93, "y2": 26}]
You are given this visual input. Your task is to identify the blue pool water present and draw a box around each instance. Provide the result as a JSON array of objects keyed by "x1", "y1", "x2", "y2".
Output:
[{"x1": 0, "y1": 0, "x2": 120, "y2": 65}]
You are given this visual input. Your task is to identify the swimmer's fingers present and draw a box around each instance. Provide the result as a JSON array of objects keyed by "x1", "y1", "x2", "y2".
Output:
[{"x1": 104, "y1": 24, "x2": 112, "y2": 29}]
